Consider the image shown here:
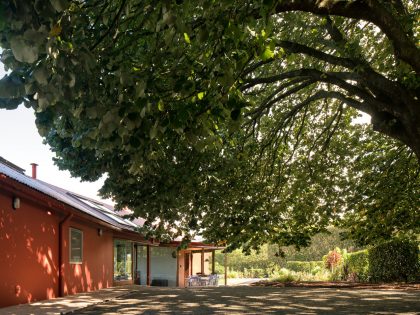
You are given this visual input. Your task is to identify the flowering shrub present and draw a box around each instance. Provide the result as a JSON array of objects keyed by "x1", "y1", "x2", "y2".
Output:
[{"x1": 324, "y1": 249, "x2": 342, "y2": 271}]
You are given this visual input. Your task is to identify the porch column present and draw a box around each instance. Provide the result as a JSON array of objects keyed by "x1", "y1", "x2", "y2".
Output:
[
  {"x1": 201, "y1": 249, "x2": 205, "y2": 275},
  {"x1": 146, "y1": 245, "x2": 151, "y2": 286},
  {"x1": 190, "y1": 252, "x2": 193, "y2": 275},
  {"x1": 176, "y1": 250, "x2": 179, "y2": 287},
  {"x1": 224, "y1": 252, "x2": 227, "y2": 286},
  {"x1": 211, "y1": 250, "x2": 215, "y2": 274}
]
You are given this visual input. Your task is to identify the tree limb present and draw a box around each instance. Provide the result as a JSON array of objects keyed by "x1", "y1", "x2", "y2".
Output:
[
  {"x1": 271, "y1": 0, "x2": 420, "y2": 73},
  {"x1": 90, "y1": 0, "x2": 127, "y2": 51}
]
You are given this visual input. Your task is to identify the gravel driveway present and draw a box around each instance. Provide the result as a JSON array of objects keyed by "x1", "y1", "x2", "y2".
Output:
[{"x1": 74, "y1": 286, "x2": 420, "y2": 314}]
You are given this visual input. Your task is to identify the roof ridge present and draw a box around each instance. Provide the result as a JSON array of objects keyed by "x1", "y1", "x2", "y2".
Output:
[
  {"x1": 0, "y1": 160, "x2": 137, "y2": 230},
  {"x1": 0, "y1": 156, "x2": 26, "y2": 174}
]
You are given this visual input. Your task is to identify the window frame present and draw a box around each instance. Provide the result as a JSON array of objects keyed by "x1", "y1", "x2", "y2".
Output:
[
  {"x1": 113, "y1": 239, "x2": 133, "y2": 281},
  {"x1": 69, "y1": 227, "x2": 83, "y2": 264}
]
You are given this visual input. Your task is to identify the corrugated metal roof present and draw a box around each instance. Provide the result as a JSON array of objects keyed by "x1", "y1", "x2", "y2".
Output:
[
  {"x1": 0, "y1": 160, "x2": 139, "y2": 231},
  {"x1": 0, "y1": 158, "x2": 214, "y2": 247},
  {"x1": 0, "y1": 156, "x2": 26, "y2": 173}
]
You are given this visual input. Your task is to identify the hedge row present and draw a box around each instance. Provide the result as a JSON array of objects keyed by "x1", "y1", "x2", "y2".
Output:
[
  {"x1": 344, "y1": 239, "x2": 419, "y2": 282},
  {"x1": 369, "y1": 239, "x2": 419, "y2": 282},
  {"x1": 345, "y1": 250, "x2": 369, "y2": 281},
  {"x1": 286, "y1": 261, "x2": 324, "y2": 273}
]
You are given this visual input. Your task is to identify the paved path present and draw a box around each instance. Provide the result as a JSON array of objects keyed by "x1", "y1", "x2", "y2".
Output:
[
  {"x1": 75, "y1": 286, "x2": 420, "y2": 314},
  {"x1": 0, "y1": 286, "x2": 138, "y2": 315}
]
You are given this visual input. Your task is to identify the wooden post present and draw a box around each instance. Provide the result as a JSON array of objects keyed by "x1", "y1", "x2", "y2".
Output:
[
  {"x1": 211, "y1": 250, "x2": 215, "y2": 274},
  {"x1": 176, "y1": 250, "x2": 179, "y2": 287},
  {"x1": 190, "y1": 252, "x2": 193, "y2": 275},
  {"x1": 146, "y1": 245, "x2": 151, "y2": 286},
  {"x1": 224, "y1": 252, "x2": 227, "y2": 286},
  {"x1": 201, "y1": 249, "x2": 205, "y2": 275},
  {"x1": 133, "y1": 244, "x2": 136, "y2": 284}
]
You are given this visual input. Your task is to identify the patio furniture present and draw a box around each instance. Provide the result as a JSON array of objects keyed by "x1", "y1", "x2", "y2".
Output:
[
  {"x1": 186, "y1": 274, "x2": 219, "y2": 287},
  {"x1": 187, "y1": 275, "x2": 201, "y2": 287},
  {"x1": 199, "y1": 275, "x2": 209, "y2": 286},
  {"x1": 207, "y1": 274, "x2": 219, "y2": 286}
]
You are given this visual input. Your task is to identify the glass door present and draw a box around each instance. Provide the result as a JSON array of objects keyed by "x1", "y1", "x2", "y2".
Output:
[
  {"x1": 135, "y1": 245, "x2": 147, "y2": 285},
  {"x1": 113, "y1": 240, "x2": 133, "y2": 281}
]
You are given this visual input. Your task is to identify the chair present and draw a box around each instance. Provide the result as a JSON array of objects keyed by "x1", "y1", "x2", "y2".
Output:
[
  {"x1": 187, "y1": 275, "x2": 200, "y2": 287},
  {"x1": 199, "y1": 276, "x2": 208, "y2": 286},
  {"x1": 207, "y1": 274, "x2": 219, "y2": 286}
]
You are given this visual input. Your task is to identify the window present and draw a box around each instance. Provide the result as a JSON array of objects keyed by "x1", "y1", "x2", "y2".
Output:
[
  {"x1": 114, "y1": 240, "x2": 133, "y2": 281},
  {"x1": 69, "y1": 228, "x2": 83, "y2": 264}
]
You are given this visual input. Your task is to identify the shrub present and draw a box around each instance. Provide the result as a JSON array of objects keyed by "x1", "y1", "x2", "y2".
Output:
[
  {"x1": 311, "y1": 265, "x2": 322, "y2": 275},
  {"x1": 286, "y1": 261, "x2": 324, "y2": 273},
  {"x1": 214, "y1": 262, "x2": 225, "y2": 275},
  {"x1": 243, "y1": 268, "x2": 266, "y2": 278},
  {"x1": 270, "y1": 268, "x2": 297, "y2": 282},
  {"x1": 323, "y1": 248, "x2": 347, "y2": 280},
  {"x1": 369, "y1": 238, "x2": 420, "y2": 282},
  {"x1": 227, "y1": 268, "x2": 243, "y2": 279},
  {"x1": 345, "y1": 250, "x2": 369, "y2": 282},
  {"x1": 269, "y1": 267, "x2": 331, "y2": 282},
  {"x1": 324, "y1": 249, "x2": 342, "y2": 271}
]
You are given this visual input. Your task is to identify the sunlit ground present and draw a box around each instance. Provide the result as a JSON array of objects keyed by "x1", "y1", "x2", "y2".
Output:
[
  {"x1": 77, "y1": 286, "x2": 419, "y2": 315},
  {"x1": 0, "y1": 286, "x2": 134, "y2": 315}
]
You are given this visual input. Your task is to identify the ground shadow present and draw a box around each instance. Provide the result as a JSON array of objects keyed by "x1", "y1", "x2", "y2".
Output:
[{"x1": 75, "y1": 286, "x2": 420, "y2": 314}]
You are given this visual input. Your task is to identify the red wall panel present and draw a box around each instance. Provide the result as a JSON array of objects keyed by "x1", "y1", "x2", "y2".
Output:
[
  {"x1": 0, "y1": 188, "x2": 114, "y2": 308},
  {"x1": 60, "y1": 220, "x2": 113, "y2": 295},
  {"x1": 0, "y1": 190, "x2": 59, "y2": 308}
]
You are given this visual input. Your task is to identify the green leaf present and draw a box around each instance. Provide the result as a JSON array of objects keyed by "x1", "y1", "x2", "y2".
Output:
[
  {"x1": 50, "y1": 0, "x2": 69, "y2": 12},
  {"x1": 0, "y1": 74, "x2": 25, "y2": 98},
  {"x1": 261, "y1": 46, "x2": 274, "y2": 61},
  {"x1": 140, "y1": 106, "x2": 147, "y2": 118},
  {"x1": 136, "y1": 80, "x2": 147, "y2": 98},
  {"x1": 10, "y1": 36, "x2": 39, "y2": 63},
  {"x1": 33, "y1": 66, "x2": 49, "y2": 85},
  {"x1": 197, "y1": 92, "x2": 205, "y2": 100},
  {"x1": 183, "y1": 33, "x2": 191, "y2": 44},
  {"x1": 158, "y1": 99, "x2": 165, "y2": 111},
  {"x1": 150, "y1": 125, "x2": 158, "y2": 139}
]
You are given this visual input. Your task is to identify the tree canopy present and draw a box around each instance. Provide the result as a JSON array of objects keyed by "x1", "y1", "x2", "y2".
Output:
[{"x1": 0, "y1": 0, "x2": 419, "y2": 250}]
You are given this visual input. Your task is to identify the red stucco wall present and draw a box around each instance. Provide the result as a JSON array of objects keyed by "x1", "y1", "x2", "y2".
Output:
[
  {"x1": 60, "y1": 220, "x2": 113, "y2": 295},
  {"x1": 0, "y1": 190, "x2": 59, "y2": 308},
  {"x1": 0, "y1": 187, "x2": 114, "y2": 308}
]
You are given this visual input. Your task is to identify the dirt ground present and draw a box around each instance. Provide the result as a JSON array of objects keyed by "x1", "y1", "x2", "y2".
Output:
[{"x1": 74, "y1": 285, "x2": 420, "y2": 314}]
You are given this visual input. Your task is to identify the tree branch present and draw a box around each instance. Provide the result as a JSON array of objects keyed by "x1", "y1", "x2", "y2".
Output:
[
  {"x1": 247, "y1": 79, "x2": 316, "y2": 120},
  {"x1": 271, "y1": 0, "x2": 420, "y2": 73},
  {"x1": 244, "y1": 67, "x2": 389, "y2": 116},
  {"x1": 90, "y1": 0, "x2": 127, "y2": 51},
  {"x1": 276, "y1": 40, "x2": 357, "y2": 69}
]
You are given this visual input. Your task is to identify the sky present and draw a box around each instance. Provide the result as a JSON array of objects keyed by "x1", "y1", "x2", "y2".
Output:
[{"x1": 0, "y1": 66, "x2": 106, "y2": 201}]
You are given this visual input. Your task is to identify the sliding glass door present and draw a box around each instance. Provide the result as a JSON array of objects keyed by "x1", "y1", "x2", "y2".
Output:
[{"x1": 113, "y1": 240, "x2": 133, "y2": 281}]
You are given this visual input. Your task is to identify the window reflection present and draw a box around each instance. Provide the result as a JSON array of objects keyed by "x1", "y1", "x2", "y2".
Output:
[{"x1": 114, "y1": 240, "x2": 132, "y2": 280}]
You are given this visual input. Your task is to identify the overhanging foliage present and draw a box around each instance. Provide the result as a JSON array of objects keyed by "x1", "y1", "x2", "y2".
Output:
[{"x1": 0, "y1": 0, "x2": 419, "y2": 249}]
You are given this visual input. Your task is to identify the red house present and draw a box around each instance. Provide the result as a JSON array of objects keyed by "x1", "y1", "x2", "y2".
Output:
[{"x1": 0, "y1": 157, "x2": 221, "y2": 308}]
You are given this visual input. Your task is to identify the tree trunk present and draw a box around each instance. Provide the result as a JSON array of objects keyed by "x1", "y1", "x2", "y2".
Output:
[{"x1": 371, "y1": 100, "x2": 420, "y2": 160}]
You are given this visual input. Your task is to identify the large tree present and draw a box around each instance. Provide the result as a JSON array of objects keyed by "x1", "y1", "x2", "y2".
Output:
[{"x1": 0, "y1": 0, "x2": 419, "y2": 248}]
